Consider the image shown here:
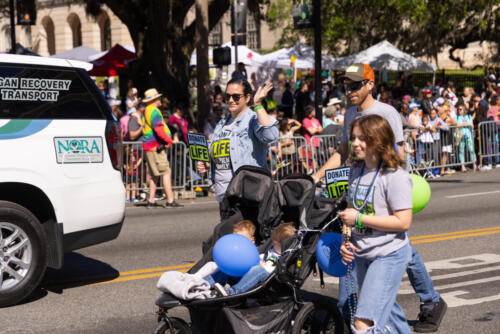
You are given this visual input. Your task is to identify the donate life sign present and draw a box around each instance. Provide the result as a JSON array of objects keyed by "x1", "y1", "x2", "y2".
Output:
[
  {"x1": 187, "y1": 133, "x2": 209, "y2": 162},
  {"x1": 325, "y1": 167, "x2": 350, "y2": 199}
]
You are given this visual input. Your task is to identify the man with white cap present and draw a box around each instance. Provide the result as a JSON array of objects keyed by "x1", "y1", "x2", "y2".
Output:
[{"x1": 142, "y1": 88, "x2": 182, "y2": 208}]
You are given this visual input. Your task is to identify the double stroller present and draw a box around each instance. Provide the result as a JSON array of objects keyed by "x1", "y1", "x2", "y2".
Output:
[{"x1": 154, "y1": 166, "x2": 348, "y2": 334}]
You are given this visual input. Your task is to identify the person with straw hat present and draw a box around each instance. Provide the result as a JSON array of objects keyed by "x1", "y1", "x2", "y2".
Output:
[{"x1": 142, "y1": 88, "x2": 182, "y2": 209}]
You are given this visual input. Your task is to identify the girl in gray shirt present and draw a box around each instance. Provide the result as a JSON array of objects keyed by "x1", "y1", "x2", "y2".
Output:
[{"x1": 339, "y1": 114, "x2": 413, "y2": 334}]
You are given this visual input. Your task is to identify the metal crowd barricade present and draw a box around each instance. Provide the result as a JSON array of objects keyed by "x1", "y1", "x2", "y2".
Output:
[
  {"x1": 478, "y1": 120, "x2": 500, "y2": 167},
  {"x1": 121, "y1": 141, "x2": 188, "y2": 197},
  {"x1": 269, "y1": 136, "x2": 311, "y2": 181},
  {"x1": 403, "y1": 125, "x2": 476, "y2": 176},
  {"x1": 310, "y1": 134, "x2": 341, "y2": 173}
]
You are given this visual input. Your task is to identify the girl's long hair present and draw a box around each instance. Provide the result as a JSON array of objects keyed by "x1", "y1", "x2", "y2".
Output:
[{"x1": 350, "y1": 114, "x2": 405, "y2": 172}]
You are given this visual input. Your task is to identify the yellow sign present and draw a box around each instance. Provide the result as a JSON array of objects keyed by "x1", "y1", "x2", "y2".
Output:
[
  {"x1": 291, "y1": 54, "x2": 296, "y2": 65},
  {"x1": 187, "y1": 133, "x2": 209, "y2": 162},
  {"x1": 211, "y1": 139, "x2": 230, "y2": 158},
  {"x1": 327, "y1": 182, "x2": 349, "y2": 199},
  {"x1": 190, "y1": 145, "x2": 209, "y2": 162},
  {"x1": 325, "y1": 167, "x2": 350, "y2": 199}
]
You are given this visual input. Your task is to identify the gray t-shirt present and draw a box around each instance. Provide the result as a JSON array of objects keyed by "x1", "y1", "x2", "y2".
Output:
[
  {"x1": 348, "y1": 164, "x2": 412, "y2": 260},
  {"x1": 211, "y1": 118, "x2": 236, "y2": 202},
  {"x1": 341, "y1": 100, "x2": 404, "y2": 144},
  {"x1": 128, "y1": 115, "x2": 143, "y2": 141}
]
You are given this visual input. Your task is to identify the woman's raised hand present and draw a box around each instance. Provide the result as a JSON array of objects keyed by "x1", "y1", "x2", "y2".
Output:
[{"x1": 253, "y1": 82, "x2": 273, "y2": 106}]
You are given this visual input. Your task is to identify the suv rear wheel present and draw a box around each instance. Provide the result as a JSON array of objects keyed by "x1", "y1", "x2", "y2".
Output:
[{"x1": 0, "y1": 201, "x2": 48, "y2": 307}]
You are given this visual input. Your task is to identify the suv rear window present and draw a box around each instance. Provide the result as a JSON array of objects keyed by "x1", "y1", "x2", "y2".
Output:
[{"x1": 0, "y1": 64, "x2": 108, "y2": 119}]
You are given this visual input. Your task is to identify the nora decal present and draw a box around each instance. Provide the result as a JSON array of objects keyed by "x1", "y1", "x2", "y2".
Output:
[{"x1": 0, "y1": 119, "x2": 52, "y2": 140}]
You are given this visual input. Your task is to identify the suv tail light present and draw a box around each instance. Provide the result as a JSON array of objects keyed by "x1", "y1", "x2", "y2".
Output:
[{"x1": 105, "y1": 120, "x2": 123, "y2": 171}]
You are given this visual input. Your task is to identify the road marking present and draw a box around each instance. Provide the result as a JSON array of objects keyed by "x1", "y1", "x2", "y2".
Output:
[
  {"x1": 422, "y1": 253, "x2": 500, "y2": 272},
  {"x1": 411, "y1": 230, "x2": 500, "y2": 244},
  {"x1": 119, "y1": 263, "x2": 195, "y2": 276},
  {"x1": 409, "y1": 226, "x2": 500, "y2": 240},
  {"x1": 399, "y1": 276, "x2": 500, "y2": 294},
  {"x1": 445, "y1": 190, "x2": 500, "y2": 198},
  {"x1": 50, "y1": 228, "x2": 500, "y2": 288},
  {"x1": 439, "y1": 290, "x2": 500, "y2": 307},
  {"x1": 93, "y1": 268, "x2": 191, "y2": 285}
]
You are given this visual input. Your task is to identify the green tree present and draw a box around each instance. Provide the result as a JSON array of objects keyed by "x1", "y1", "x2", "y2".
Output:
[
  {"x1": 266, "y1": 0, "x2": 499, "y2": 67},
  {"x1": 85, "y1": 0, "x2": 267, "y2": 107}
]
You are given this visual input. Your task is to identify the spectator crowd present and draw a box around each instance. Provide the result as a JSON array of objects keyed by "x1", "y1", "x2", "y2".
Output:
[{"x1": 95, "y1": 68, "x2": 500, "y2": 199}]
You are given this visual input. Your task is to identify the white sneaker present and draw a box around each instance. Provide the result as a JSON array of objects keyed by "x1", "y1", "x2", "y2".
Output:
[
  {"x1": 214, "y1": 283, "x2": 228, "y2": 297},
  {"x1": 495, "y1": 165, "x2": 500, "y2": 169}
]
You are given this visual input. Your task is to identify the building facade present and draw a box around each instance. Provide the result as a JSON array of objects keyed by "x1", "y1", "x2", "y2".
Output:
[
  {"x1": 0, "y1": 1, "x2": 280, "y2": 57},
  {"x1": 0, "y1": 0, "x2": 133, "y2": 56}
]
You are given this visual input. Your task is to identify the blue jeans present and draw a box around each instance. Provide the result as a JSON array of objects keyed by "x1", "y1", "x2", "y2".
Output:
[
  {"x1": 352, "y1": 244, "x2": 412, "y2": 334},
  {"x1": 338, "y1": 241, "x2": 440, "y2": 320},
  {"x1": 228, "y1": 265, "x2": 269, "y2": 295},
  {"x1": 204, "y1": 269, "x2": 230, "y2": 288}
]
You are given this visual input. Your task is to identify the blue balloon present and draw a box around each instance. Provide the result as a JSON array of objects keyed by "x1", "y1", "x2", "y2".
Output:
[
  {"x1": 316, "y1": 232, "x2": 354, "y2": 277},
  {"x1": 213, "y1": 234, "x2": 260, "y2": 277}
]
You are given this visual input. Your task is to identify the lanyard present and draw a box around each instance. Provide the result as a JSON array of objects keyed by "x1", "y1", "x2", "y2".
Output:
[{"x1": 352, "y1": 161, "x2": 382, "y2": 212}]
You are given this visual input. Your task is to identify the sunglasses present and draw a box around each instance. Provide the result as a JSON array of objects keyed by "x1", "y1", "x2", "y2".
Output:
[
  {"x1": 344, "y1": 80, "x2": 368, "y2": 92},
  {"x1": 225, "y1": 94, "x2": 245, "y2": 102}
]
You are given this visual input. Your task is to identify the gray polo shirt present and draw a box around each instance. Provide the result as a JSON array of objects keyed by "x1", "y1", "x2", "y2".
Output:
[{"x1": 341, "y1": 100, "x2": 404, "y2": 144}]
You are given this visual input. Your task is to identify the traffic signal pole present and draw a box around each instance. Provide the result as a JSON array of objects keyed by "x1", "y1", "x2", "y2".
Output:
[
  {"x1": 9, "y1": 0, "x2": 16, "y2": 54},
  {"x1": 313, "y1": 0, "x2": 322, "y2": 124},
  {"x1": 233, "y1": 0, "x2": 238, "y2": 66}
]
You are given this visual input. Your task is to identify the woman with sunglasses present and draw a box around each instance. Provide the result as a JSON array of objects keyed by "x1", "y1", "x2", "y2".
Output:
[{"x1": 198, "y1": 78, "x2": 279, "y2": 203}]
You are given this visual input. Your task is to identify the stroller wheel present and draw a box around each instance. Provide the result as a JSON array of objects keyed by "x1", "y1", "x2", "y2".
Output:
[
  {"x1": 292, "y1": 300, "x2": 348, "y2": 334},
  {"x1": 153, "y1": 317, "x2": 191, "y2": 334}
]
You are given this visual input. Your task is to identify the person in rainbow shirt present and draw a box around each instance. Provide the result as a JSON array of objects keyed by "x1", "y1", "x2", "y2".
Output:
[{"x1": 142, "y1": 88, "x2": 182, "y2": 208}]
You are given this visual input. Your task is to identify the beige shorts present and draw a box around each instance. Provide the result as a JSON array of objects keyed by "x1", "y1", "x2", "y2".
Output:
[{"x1": 145, "y1": 150, "x2": 170, "y2": 177}]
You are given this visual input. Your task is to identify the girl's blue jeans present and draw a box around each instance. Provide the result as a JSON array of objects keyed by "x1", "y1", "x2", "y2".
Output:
[
  {"x1": 352, "y1": 243, "x2": 412, "y2": 334},
  {"x1": 338, "y1": 241, "x2": 440, "y2": 322}
]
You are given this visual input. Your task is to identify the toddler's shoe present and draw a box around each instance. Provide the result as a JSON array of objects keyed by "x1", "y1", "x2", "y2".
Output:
[{"x1": 214, "y1": 283, "x2": 228, "y2": 297}]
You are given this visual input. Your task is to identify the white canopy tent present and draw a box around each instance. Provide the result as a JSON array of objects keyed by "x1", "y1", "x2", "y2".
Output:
[
  {"x1": 257, "y1": 42, "x2": 334, "y2": 69},
  {"x1": 331, "y1": 40, "x2": 436, "y2": 72},
  {"x1": 51, "y1": 45, "x2": 99, "y2": 61}
]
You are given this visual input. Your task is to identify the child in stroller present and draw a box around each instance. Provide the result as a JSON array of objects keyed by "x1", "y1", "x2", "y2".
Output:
[
  {"x1": 153, "y1": 166, "x2": 348, "y2": 334},
  {"x1": 211, "y1": 222, "x2": 296, "y2": 297}
]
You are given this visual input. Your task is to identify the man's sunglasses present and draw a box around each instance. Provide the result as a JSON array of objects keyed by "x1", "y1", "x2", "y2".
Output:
[
  {"x1": 344, "y1": 80, "x2": 368, "y2": 92},
  {"x1": 225, "y1": 94, "x2": 245, "y2": 102}
]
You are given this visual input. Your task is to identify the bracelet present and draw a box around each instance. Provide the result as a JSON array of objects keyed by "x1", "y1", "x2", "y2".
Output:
[
  {"x1": 357, "y1": 213, "x2": 364, "y2": 229},
  {"x1": 254, "y1": 105, "x2": 264, "y2": 111},
  {"x1": 354, "y1": 211, "x2": 359, "y2": 227}
]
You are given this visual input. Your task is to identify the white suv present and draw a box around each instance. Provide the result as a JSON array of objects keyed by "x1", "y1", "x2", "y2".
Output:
[{"x1": 0, "y1": 54, "x2": 125, "y2": 307}]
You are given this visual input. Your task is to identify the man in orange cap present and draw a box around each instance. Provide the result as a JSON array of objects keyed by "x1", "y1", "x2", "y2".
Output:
[{"x1": 313, "y1": 63, "x2": 447, "y2": 333}]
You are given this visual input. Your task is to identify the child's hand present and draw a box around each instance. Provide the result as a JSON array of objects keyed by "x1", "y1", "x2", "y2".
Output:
[
  {"x1": 338, "y1": 208, "x2": 357, "y2": 227},
  {"x1": 340, "y1": 242, "x2": 358, "y2": 264}
]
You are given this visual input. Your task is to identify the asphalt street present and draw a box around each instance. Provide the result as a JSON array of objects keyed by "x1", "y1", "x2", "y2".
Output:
[{"x1": 1, "y1": 169, "x2": 500, "y2": 334}]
